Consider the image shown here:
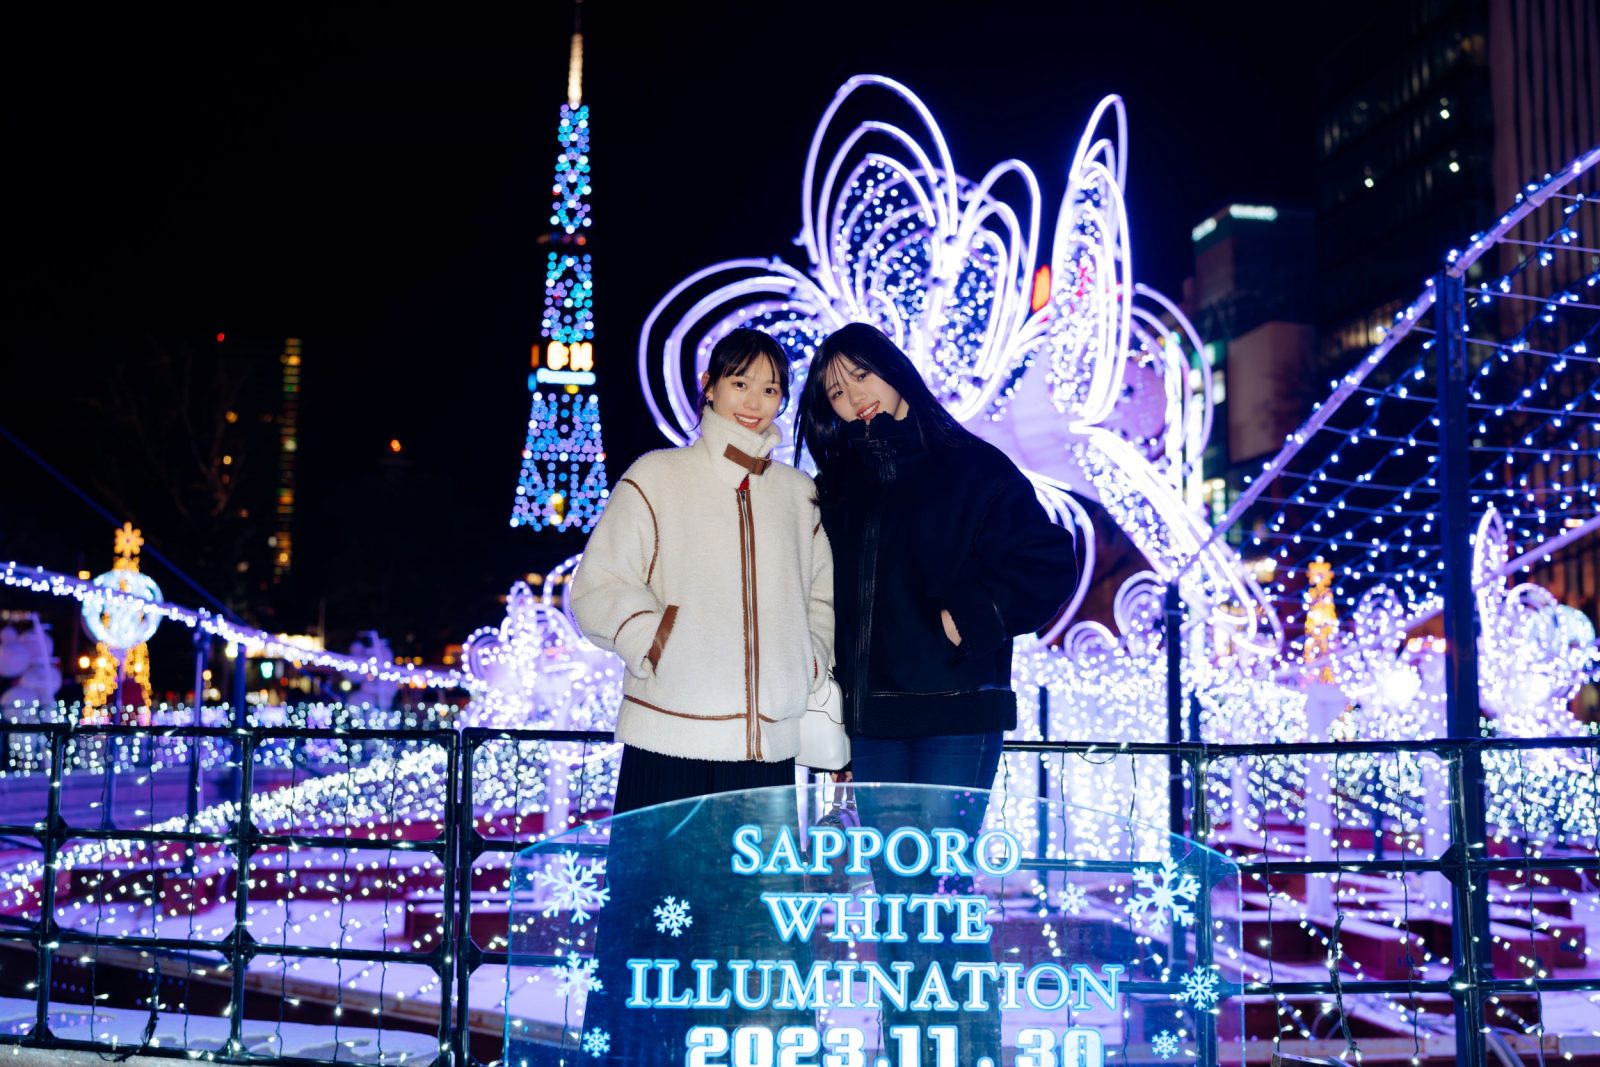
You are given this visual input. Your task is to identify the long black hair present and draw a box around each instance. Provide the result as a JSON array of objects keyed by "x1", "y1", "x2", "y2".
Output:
[
  {"x1": 696, "y1": 327, "x2": 793, "y2": 420},
  {"x1": 795, "y1": 322, "x2": 975, "y2": 480}
]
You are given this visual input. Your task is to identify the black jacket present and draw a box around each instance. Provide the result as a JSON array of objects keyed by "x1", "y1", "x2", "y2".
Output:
[{"x1": 819, "y1": 415, "x2": 1079, "y2": 738}]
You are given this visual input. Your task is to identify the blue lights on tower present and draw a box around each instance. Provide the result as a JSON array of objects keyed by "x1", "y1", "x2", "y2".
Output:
[{"x1": 510, "y1": 72, "x2": 610, "y2": 533}]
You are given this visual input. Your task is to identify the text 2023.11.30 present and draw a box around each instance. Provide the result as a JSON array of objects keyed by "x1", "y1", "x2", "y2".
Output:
[{"x1": 684, "y1": 1024, "x2": 1106, "y2": 1067}]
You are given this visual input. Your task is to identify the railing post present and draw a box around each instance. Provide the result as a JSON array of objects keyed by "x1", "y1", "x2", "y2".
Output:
[
  {"x1": 186, "y1": 633, "x2": 210, "y2": 844},
  {"x1": 1435, "y1": 269, "x2": 1491, "y2": 1067},
  {"x1": 31, "y1": 725, "x2": 67, "y2": 1043},
  {"x1": 191, "y1": 631, "x2": 210, "y2": 723},
  {"x1": 1037, "y1": 685, "x2": 1050, "y2": 802},
  {"x1": 1165, "y1": 580, "x2": 1185, "y2": 837},
  {"x1": 231, "y1": 645, "x2": 249, "y2": 728},
  {"x1": 225, "y1": 728, "x2": 258, "y2": 1058},
  {"x1": 456, "y1": 730, "x2": 478, "y2": 1067},
  {"x1": 436, "y1": 731, "x2": 461, "y2": 1067}
]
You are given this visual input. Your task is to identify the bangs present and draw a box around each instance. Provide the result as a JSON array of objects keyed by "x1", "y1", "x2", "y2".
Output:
[{"x1": 724, "y1": 349, "x2": 785, "y2": 384}]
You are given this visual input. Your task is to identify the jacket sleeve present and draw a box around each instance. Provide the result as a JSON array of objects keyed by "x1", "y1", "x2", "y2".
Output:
[
  {"x1": 570, "y1": 476, "x2": 664, "y2": 679},
  {"x1": 807, "y1": 511, "x2": 836, "y2": 694},
  {"x1": 939, "y1": 470, "x2": 1079, "y2": 654}
]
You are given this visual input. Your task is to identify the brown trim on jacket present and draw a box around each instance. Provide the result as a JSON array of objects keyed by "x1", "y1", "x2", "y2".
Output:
[
  {"x1": 619, "y1": 477, "x2": 660, "y2": 585},
  {"x1": 723, "y1": 444, "x2": 772, "y2": 476},
  {"x1": 646, "y1": 604, "x2": 678, "y2": 673},
  {"x1": 623, "y1": 694, "x2": 783, "y2": 725},
  {"x1": 623, "y1": 695, "x2": 743, "y2": 721},
  {"x1": 614, "y1": 609, "x2": 655, "y2": 646}
]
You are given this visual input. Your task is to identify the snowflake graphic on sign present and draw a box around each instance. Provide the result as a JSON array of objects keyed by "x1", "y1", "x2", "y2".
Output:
[
  {"x1": 553, "y1": 951, "x2": 604, "y2": 1003},
  {"x1": 534, "y1": 851, "x2": 610, "y2": 924},
  {"x1": 1152, "y1": 1030, "x2": 1181, "y2": 1059},
  {"x1": 654, "y1": 895, "x2": 693, "y2": 937},
  {"x1": 1125, "y1": 856, "x2": 1201, "y2": 930},
  {"x1": 1058, "y1": 882, "x2": 1089, "y2": 916},
  {"x1": 581, "y1": 1028, "x2": 610, "y2": 1057},
  {"x1": 1175, "y1": 968, "x2": 1222, "y2": 1011}
]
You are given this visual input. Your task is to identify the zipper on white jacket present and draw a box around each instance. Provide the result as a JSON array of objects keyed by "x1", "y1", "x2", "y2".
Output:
[{"x1": 736, "y1": 476, "x2": 762, "y2": 760}]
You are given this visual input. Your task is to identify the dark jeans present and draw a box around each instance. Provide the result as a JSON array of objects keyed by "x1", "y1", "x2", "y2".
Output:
[
  {"x1": 850, "y1": 731, "x2": 1004, "y2": 1062},
  {"x1": 849, "y1": 731, "x2": 1005, "y2": 791}
]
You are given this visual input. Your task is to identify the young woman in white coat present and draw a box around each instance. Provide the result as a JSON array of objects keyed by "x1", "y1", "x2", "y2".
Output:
[
  {"x1": 571, "y1": 329, "x2": 833, "y2": 1061},
  {"x1": 572, "y1": 327, "x2": 835, "y2": 813}
]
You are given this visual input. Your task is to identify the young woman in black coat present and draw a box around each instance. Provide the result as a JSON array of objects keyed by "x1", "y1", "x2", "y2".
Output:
[
  {"x1": 796, "y1": 323, "x2": 1079, "y2": 1061},
  {"x1": 796, "y1": 321, "x2": 1080, "y2": 792}
]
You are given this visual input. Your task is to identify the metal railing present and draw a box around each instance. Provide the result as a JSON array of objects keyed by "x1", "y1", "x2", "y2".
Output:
[{"x1": 0, "y1": 719, "x2": 1595, "y2": 1065}]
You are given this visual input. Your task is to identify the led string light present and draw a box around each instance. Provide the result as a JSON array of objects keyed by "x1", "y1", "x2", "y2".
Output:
[
  {"x1": 1247, "y1": 202, "x2": 1597, "y2": 596},
  {"x1": 1, "y1": 561, "x2": 468, "y2": 690}
]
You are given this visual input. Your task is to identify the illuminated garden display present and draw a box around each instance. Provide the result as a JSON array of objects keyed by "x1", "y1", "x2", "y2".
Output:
[{"x1": 0, "y1": 75, "x2": 1596, "y2": 1066}]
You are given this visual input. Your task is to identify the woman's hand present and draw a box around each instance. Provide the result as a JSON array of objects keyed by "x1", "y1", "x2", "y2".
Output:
[{"x1": 940, "y1": 608, "x2": 962, "y2": 646}]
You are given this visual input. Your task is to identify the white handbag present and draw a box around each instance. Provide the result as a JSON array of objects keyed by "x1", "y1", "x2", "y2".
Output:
[{"x1": 797, "y1": 674, "x2": 849, "y2": 771}]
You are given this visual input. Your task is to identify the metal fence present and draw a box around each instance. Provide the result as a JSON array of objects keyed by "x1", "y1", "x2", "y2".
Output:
[{"x1": 0, "y1": 719, "x2": 1595, "y2": 1066}]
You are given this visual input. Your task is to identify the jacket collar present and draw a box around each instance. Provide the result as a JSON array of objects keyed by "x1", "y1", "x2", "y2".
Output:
[
  {"x1": 845, "y1": 412, "x2": 925, "y2": 481},
  {"x1": 695, "y1": 408, "x2": 782, "y2": 487}
]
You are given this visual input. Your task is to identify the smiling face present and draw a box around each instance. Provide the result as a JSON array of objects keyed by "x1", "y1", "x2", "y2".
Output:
[
  {"x1": 702, "y1": 354, "x2": 784, "y2": 435},
  {"x1": 824, "y1": 356, "x2": 909, "y2": 424}
]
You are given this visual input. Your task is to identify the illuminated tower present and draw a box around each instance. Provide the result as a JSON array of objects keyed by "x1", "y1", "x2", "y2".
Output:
[{"x1": 509, "y1": 13, "x2": 609, "y2": 533}]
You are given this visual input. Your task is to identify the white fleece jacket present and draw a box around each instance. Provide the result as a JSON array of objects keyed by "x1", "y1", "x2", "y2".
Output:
[{"x1": 571, "y1": 410, "x2": 834, "y2": 762}]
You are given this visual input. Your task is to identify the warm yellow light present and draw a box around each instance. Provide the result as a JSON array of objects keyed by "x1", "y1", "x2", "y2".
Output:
[
  {"x1": 222, "y1": 455, "x2": 233, "y2": 466},
  {"x1": 567, "y1": 33, "x2": 584, "y2": 107},
  {"x1": 77, "y1": 655, "x2": 91, "y2": 670},
  {"x1": 389, "y1": 439, "x2": 402, "y2": 453},
  {"x1": 569, "y1": 341, "x2": 594, "y2": 371},
  {"x1": 77, "y1": 570, "x2": 91, "y2": 580},
  {"x1": 1030, "y1": 265, "x2": 1052, "y2": 313},
  {"x1": 548, "y1": 341, "x2": 570, "y2": 371},
  {"x1": 225, "y1": 410, "x2": 239, "y2": 424}
]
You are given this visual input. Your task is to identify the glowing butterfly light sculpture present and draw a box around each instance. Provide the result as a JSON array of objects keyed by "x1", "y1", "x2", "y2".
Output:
[{"x1": 637, "y1": 75, "x2": 1270, "y2": 658}]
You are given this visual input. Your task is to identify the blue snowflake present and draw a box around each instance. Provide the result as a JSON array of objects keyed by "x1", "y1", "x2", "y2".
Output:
[
  {"x1": 1058, "y1": 882, "x2": 1089, "y2": 916},
  {"x1": 581, "y1": 1027, "x2": 610, "y2": 1057},
  {"x1": 653, "y1": 895, "x2": 693, "y2": 937},
  {"x1": 1125, "y1": 857, "x2": 1201, "y2": 930},
  {"x1": 1175, "y1": 968, "x2": 1222, "y2": 1011},
  {"x1": 1152, "y1": 1030, "x2": 1181, "y2": 1059},
  {"x1": 534, "y1": 851, "x2": 610, "y2": 925},
  {"x1": 553, "y1": 951, "x2": 603, "y2": 1002}
]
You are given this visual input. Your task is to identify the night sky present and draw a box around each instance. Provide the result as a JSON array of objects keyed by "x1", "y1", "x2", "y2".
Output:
[{"x1": 6, "y1": 2, "x2": 1323, "y2": 665}]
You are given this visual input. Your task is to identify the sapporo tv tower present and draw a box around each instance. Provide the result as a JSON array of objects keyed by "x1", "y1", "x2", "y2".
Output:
[{"x1": 509, "y1": 2, "x2": 609, "y2": 534}]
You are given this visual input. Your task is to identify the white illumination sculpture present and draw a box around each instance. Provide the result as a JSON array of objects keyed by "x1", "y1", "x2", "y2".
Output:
[
  {"x1": 461, "y1": 563, "x2": 621, "y2": 736},
  {"x1": 0, "y1": 614, "x2": 62, "y2": 710},
  {"x1": 637, "y1": 75, "x2": 1273, "y2": 659}
]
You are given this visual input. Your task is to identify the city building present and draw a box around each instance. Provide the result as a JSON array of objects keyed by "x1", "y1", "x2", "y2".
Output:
[
  {"x1": 1186, "y1": 204, "x2": 1317, "y2": 536},
  {"x1": 1314, "y1": 0, "x2": 1597, "y2": 368}
]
